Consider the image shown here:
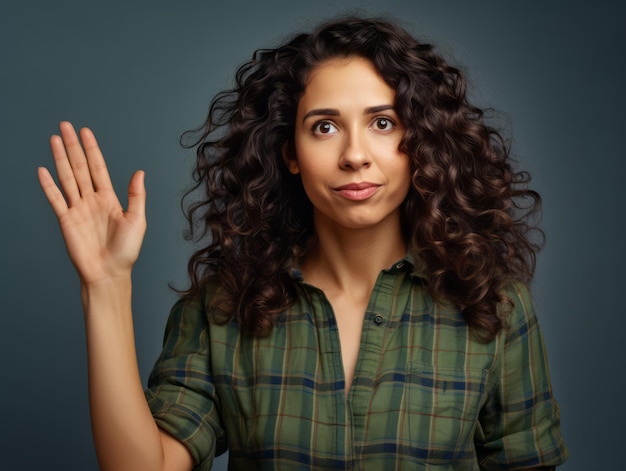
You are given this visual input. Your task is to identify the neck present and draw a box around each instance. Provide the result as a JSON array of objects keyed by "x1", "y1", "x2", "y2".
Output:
[{"x1": 300, "y1": 214, "x2": 407, "y2": 298}]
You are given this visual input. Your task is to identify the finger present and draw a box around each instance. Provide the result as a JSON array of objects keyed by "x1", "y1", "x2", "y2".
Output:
[
  {"x1": 126, "y1": 170, "x2": 146, "y2": 222},
  {"x1": 37, "y1": 166, "x2": 69, "y2": 218},
  {"x1": 50, "y1": 133, "x2": 81, "y2": 205},
  {"x1": 80, "y1": 127, "x2": 114, "y2": 192},
  {"x1": 59, "y1": 121, "x2": 95, "y2": 196}
]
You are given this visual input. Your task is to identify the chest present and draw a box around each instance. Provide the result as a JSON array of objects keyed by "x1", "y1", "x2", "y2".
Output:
[
  {"x1": 324, "y1": 294, "x2": 369, "y2": 394},
  {"x1": 210, "y1": 282, "x2": 496, "y2": 468}
]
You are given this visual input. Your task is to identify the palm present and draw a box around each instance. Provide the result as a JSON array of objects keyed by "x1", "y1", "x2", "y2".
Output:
[{"x1": 38, "y1": 122, "x2": 146, "y2": 285}]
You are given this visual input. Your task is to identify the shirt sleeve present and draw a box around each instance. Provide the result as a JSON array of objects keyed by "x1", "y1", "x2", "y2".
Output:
[
  {"x1": 474, "y1": 282, "x2": 568, "y2": 469},
  {"x1": 144, "y1": 295, "x2": 227, "y2": 471}
]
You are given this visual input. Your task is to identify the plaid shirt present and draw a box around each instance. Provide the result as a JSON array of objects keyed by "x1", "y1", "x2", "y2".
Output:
[{"x1": 145, "y1": 258, "x2": 568, "y2": 470}]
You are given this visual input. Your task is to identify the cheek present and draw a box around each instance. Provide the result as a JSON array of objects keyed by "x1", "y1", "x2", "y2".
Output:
[
  {"x1": 298, "y1": 165, "x2": 326, "y2": 195},
  {"x1": 391, "y1": 153, "x2": 411, "y2": 187},
  {"x1": 293, "y1": 143, "x2": 334, "y2": 184},
  {"x1": 394, "y1": 163, "x2": 413, "y2": 205}
]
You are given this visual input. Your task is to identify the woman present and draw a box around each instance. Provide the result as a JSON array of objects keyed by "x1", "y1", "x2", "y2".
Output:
[{"x1": 38, "y1": 17, "x2": 568, "y2": 471}]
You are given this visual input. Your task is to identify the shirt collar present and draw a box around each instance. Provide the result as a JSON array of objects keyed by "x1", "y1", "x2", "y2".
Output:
[{"x1": 290, "y1": 253, "x2": 429, "y2": 284}]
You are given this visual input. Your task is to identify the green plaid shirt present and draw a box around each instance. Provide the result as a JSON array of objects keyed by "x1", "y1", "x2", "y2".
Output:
[{"x1": 145, "y1": 258, "x2": 567, "y2": 470}]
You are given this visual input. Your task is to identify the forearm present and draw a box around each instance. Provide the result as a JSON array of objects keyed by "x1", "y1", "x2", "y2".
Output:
[{"x1": 82, "y1": 277, "x2": 164, "y2": 471}]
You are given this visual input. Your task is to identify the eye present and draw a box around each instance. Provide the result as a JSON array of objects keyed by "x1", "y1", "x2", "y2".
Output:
[
  {"x1": 312, "y1": 120, "x2": 338, "y2": 135},
  {"x1": 372, "y1": 117, "x2": 395, "y2": 131}
]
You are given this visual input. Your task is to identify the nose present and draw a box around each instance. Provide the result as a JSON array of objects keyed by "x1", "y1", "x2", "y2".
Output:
[{"x1": 339, "y1": 128, "x2": 370, "y2": 170}]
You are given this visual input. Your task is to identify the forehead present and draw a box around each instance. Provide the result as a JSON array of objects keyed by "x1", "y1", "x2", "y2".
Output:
[{"x1": 299, "y1": 57, "x2": 396, "y2": 109}]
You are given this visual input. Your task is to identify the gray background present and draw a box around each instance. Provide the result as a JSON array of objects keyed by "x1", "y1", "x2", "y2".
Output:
[{"x1": 2, "y1": 1, "x2": 624, "y2": 469}]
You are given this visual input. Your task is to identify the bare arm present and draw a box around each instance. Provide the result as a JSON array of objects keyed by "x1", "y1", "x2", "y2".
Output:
[{"x1": 38, "y1": 122, "x2": 193, "y2": 471}]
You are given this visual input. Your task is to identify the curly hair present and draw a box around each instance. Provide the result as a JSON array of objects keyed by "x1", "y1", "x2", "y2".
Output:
[{"x1": 180, "y1": 17, "x2": 543, "y2": 341}]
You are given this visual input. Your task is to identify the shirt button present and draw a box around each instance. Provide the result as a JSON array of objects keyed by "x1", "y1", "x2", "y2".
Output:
[{"x1": 374, "y1": 314, "x2": 384, "y2": 325}]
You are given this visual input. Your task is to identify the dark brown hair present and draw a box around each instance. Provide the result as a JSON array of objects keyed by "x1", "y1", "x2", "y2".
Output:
[{"x1": 181, "y1": 17, "x2": 542, "y2": 341}]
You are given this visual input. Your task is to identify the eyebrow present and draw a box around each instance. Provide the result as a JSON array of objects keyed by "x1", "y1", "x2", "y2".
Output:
[{"x1": 302, "y1": 104, "x2": 395, "y2": 122}]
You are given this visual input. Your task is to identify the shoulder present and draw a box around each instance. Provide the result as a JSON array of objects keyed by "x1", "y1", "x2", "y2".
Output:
[
  {"x1": 497, "y1": 281, "x2": 541, "y2": 342},
  {"x1": 163, "y1": 278, "x2": 225, "y2": 340}
]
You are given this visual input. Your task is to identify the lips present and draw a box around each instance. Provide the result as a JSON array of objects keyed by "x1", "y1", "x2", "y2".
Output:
[{"x1": 333, "y1": 182, "x2": 381, "y2": 201}]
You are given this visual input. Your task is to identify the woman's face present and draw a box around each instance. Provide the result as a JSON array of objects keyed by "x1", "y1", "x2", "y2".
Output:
[{"x1": 287, "y1": 56, "x2": 410, "y2": 234}]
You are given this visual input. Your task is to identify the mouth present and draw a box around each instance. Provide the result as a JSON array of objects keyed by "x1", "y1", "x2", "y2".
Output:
[{"x1": 333, "y1": 182, "x2": 381, "y2": 201}]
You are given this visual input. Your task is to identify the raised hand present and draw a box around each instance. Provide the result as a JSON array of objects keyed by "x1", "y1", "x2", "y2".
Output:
[{"x1": 38, "y1": 122, "x2": 147, "y2": 286}]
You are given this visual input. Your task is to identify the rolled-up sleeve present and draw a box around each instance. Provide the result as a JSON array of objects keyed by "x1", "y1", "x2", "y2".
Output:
[
  {"x1": 145, "y1": 296, "x2": 226, "y2": 470},
  {"x1": 475, "y1": 282, "x2": 568, "y2": 469}
]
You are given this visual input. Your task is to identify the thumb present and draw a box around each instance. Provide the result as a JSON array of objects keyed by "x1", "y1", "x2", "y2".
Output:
[{"x1": 127, "y1": 170, "x2": 146, "y2": 220}]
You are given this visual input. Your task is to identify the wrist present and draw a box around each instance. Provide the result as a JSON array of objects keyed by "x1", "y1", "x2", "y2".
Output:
[{"x1": 80, "y1": 275, "x2": 133, "y2": 314}]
